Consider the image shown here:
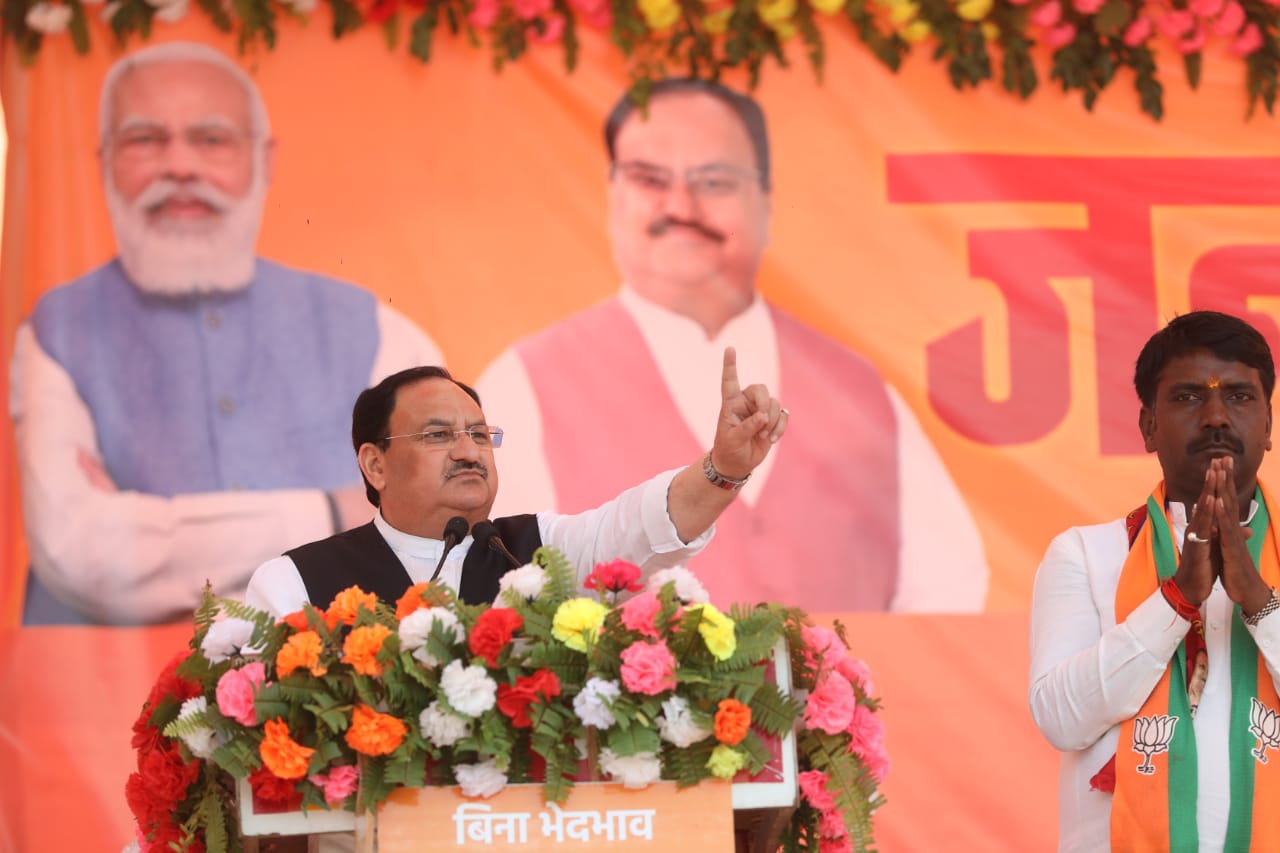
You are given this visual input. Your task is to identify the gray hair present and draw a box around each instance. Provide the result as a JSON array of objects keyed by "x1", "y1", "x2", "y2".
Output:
[{"x1": 98, "y1": 41, "x2": 271, "y2": 151}]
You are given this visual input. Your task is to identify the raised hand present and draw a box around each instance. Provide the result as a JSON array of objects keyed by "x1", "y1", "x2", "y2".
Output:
[
  {"x1": 1213, "y1": 456, "x2": 1272, "y2": 617},
  {"x1": 1174, "y1": 465, "x2": 1219, "y2": 607},
  {"x1": 709, "y1": 347, "x2": 789, "y2": 480}
]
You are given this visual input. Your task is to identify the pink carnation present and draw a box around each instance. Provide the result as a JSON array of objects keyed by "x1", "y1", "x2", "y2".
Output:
[
  {"x1": 468, "y1": 0, "x2": 501, "y2": 27},
  {"x1": 801, "y1": 625, "x2": 843, "y2": 670},
  {"x1": 619, "y1": 641, "x2": 677, "y2": 695},
  {"x1": 308, "y1": 764, "x2": 360, "y2": 805},
  {"x1": 568, "y1": 0, "x2": 612, "y2": 26},
  {"x1": 1232, "y1": 22, "x2": 1263, "y2": 55},
  {"x1": 619, "y1": 592, "x2": 662, "y2": 639},
  {"x1": 1177, "y1": 26, "x2": 1207, "y2": 53},
  {"x1": 215, "y1": 662, "x2": 267, "y2": 727},
  {"x1": 1211, "y1": 0, "x2": 1243, "y2": 35},
  {"x1": 835, "y1": 656, "x2": 874, "y2": 695},
  {"x1": 512, "y1": 0, "x2": 550, "y2": 19},
  {"x1": 1157, "y1": 9, "x2": 1195, "y2": 37},
  {"x1": 1029, "y1": 0, "x2": 1061, "y2": 27},
  {"x1": 1188, "y1": 0, "x2": 1224, "y2": 16},
  {"x1": 820, "y1": 836, "x2": 854, "y2": 853},
  {"x1": 798, "y1": 769, "x2": 836, "y2": 812},
  {"x1": 845, "y1": 704, "x2": 885, "y2": 755},
  {"x1": 819, "y1": 809, "x2": 848, "y2": 839},
  {"x1": 855, "y1": 742, "x2": 892, "y2": 783},
  {"x1": 1043, "y1": 22, "x2": 1077, "y2": 47},
  {"x1": 529, "y1": 16, "x2": 565, "y2": 43},
  {"x1": 803, "y1": 673, "x2": 856, "y2": 735},
  {"x1": 1072, "y1": 0, "x2": 1104, "y2": 13},
  {"x1": 1122, "y1": 15, "x2": 1152, "y2": 45}
]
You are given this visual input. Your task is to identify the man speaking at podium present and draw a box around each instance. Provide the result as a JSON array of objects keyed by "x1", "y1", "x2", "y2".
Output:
[{"x1": 245, "y1": 349, "x2": 787, "y2": 615}]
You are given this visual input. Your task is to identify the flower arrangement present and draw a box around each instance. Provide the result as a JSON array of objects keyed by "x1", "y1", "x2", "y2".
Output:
[
  {"x1": 6, "y1": 0, "x2": 1280, "y2": 120},
  {"x1": 125, "y1": 548, "x2": 888, "y2": 853}
]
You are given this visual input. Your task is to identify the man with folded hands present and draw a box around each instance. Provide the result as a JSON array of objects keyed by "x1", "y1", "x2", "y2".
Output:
[
  {"x1": 1029, "y1": 311, "x2": 1280, "y2": 851},
  {"x1": 245, "y1": 348, "x2": 787, "y2": 615}
]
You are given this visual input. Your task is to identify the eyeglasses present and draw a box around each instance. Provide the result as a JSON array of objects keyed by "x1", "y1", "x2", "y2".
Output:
[
  {"x1": 612, "y1": 160, "x2": 762, "y2": 198},
  {"x1": 110, "y1": 123, "x2": 252, "y2": 165},
  {"x1": 382, "y1": 426, "x2": 505, "y2": 448}
]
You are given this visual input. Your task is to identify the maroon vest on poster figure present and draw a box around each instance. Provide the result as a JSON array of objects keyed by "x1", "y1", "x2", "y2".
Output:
[{"x1": 516, "y1": 298, "x2": 900, "y2": 611}]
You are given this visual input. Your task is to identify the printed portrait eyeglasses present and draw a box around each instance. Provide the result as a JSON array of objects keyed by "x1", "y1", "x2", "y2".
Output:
[{"x1": 382, "y1": 426, "x2": 505, "y2": 448}]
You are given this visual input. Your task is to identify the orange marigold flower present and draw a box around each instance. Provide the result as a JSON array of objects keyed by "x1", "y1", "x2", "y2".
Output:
[
  {"x1": 714, "y1": 698, "x2": 752, "y2": 746},
  {"x1": 395, "y1": 582, "x2": 450, "y2": 620},
  {"x1": 280, "y1": 607, "x2": 340, "y2": 633},
  {"x1": 276, "y1": 630, "x2": 327, "y2": 677},
  {"x1": 328, "y1": 586, "x2": 379, "y2": 627},
  {"x1": 345, "y1": 704, "x2": 407, "y2": 756},
  {"x1": 343, "y1": 624, "x2": 393, "y2": 676},
  {"x1": 260, "y1": 718, "x2": 316, "y2": 779}
]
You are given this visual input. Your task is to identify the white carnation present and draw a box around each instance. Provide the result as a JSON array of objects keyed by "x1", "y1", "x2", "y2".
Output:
[
  {"x1": 201, "y1": 617, "x2": 256, "y2": 664},
  {"x1": 24, "y1": 2, "x2": 72, "y2": 33},
  {"x1": 419, "y1": 701, "x2": 472, "y2": 748},
  {"x1": 399, "y1": 608, "x2": 463, "y2": 667},
  {"x1": 573, "y1": 678, "x2": 621, "y2": 729},
  {"x1": 456, "y1": 759, "x2": 508, "y2": 798},
  {"x1": 646, "y1": 567, "x2": 709, "y2": 604},
  {"x1": 598, "y1": 748, "x2": 661, "y2": 789},
  {"x1": 177, "y1": 696, "x2": 223, "y2": 759},
  {"x1": 496, "y1": 563, "x2": 547, "y2": 604},
  {"x1": 440, "y1": 660, "x2": 498, "y2": 717},
  {"x1": 657, "y1": 695, "x2": 712, "y2": 748}
]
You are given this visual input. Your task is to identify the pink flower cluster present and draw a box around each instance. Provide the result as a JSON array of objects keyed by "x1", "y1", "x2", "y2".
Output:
[
  {"x1": 619, "y1": 640, "x2": 677, "y2": 694},
  {"x1": 1012, "y1": 0, "x2": 1267, "y2": 56},
  {"x1": 216, "y1": 662, "x2": 268, "y2": 726},
  {"x1": 307, "y1": 765, "x2": 361, "y2": 805},
  {"x1": 799, "y1": 769, "x2": 854, "y2": 853},
  {"x1": 800, "y1": 626, "x2": 890, "y2": 785}
]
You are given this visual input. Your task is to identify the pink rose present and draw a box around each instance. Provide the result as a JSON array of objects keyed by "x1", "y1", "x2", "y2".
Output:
[
  {"x1": 845, "y1": 704, "x2": 885, "y2": 755},
  {"x1": 798, "y1": 769, "x2": 836, "y2": 811},
  {"x1": 308, "y1": 764, "x2": 360, "y2": 805},
  {"x1": 1029, "y1": 0, "x2": 1061, "y2": 27},
  {"x1": 467, "y1": 0, "x2": 501, "y2": 27},
  {"x1": 803, "y1": 673, "x2": 855, "y2": 735},
  {"x1": 512, "y1": 0, "x2": 550, "y2": 19},
  {"x1": 1043, "y1": 22, "x2": 1077, "y2": 47},
  {"x1": 1211, "y1": 0, "x2": 1243, "y2": 35},
  {"x1": 619, "y1": 642, "x2": 677, "y2": 695},
  {"x1": 1122, "y1": 15, "x2": 1152, "y2": 45},
  {"x1": 1232, "y1": 22, "x2": 1263, "y2": 55},
  {"x1": 619, "y1": 592, "x2": 662, "y2": 639},
  {"x1": 215, "y1": 662, "x2": 267, "y2": 727}
]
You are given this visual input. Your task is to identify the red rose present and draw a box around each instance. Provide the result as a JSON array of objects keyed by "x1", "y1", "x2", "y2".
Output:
[
  {"x1": 469, "y1": 608, "x2": 524, "y2": 667},
  {"x1": 584, "y1": 559, "x2": 644, "y2": 595},
  {"x1": 139, "y1": 742, "x2": 201, "y2": 803},
  {"x1": 496, "y1": 669, "x2": 561, "y2": 728},
  {"x1": 249, "y1": 766, "x2": 305, "y2": 810},
  {"x1": 125, "y1": 772, "x2": 169, "y2": 828}
]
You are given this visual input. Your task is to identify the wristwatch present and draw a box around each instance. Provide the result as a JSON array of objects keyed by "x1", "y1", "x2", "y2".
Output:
[{"x1": 702, "y1": 453, "x2": 750, "y2": 492}]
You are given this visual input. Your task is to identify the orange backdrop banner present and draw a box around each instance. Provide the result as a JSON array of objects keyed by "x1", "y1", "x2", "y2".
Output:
[{"x1": 3, "y1": 13, "x2": 1280, "y2": 851}]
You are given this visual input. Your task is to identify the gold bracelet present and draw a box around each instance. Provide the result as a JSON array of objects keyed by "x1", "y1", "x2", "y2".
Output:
[{"x1": 1243, "y1": 588, "x2": 1280, "y2": 627}]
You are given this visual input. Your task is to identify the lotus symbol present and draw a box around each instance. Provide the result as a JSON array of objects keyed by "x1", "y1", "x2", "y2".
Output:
[
  {"x1": 1249, "y1": 697, "x2": 1280, "y2": 764},
  {"x1": 1132, "y1": 714, "x2": 1178, "y2": 775}
]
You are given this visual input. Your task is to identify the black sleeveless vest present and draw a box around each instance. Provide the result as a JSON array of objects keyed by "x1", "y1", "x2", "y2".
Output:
[{"x1": 287, "y1": 515, "x2": 543, "y2": 608}]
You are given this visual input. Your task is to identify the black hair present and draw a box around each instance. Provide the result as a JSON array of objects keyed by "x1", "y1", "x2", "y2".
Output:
[
  {"x1": 350, "y1": 366, "x2": 482, "y2": 506},
  {"x1": 603, "y1": 78, "x2": 772, "y2": 192},
  {"x1": 1134, "y1": 311, "x2": 1275, "y2": 408}
]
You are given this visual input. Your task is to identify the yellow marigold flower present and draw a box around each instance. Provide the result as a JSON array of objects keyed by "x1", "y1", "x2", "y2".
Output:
[
  {"x1": 955, "y1": 0, "x2": 991, "y2": 21},
  {"x1": 810, "y1": 0, "x2": 844, "y2": 14},
  {"x1": 694, "y1": 603, "x2": 737, "y2": 661},
  {"x1": 260, "y1": 718, "x2": 315, "y2": 779},
  {"x1": 328, "y1": 586, "x2": 378, "y2": 627},
  {"x1": 887, "y1": 0, "x2": 918, "y2": 24},
  {"x1": 276, "y1": 630, "x2": 327, "y2": 678},
  {"x1": 981, "y1": 20, "x2": 999, "y2": 40},
  {"x1": 342, "y1": 624, "x2": 393, "y2": 676},
  {"x1": 704, "y1": 6, "x2": 732, "y2": 33},
  {"x1": 552, "y1": 598, "x2": 609, "y2": 652},
  {"x1": 706, "y1": 744, "x2": 747, "y2": 779},
  {"x1": 639, "y1": 0, "x2": 679, "y2": 29},
  {"x1": 345, "y1": 704, "x2": 408, "y2": 756},
  {"x1": 901, "y1": 19, "x2": 931, "y2": 41},
  {"x1": 756, "y1": 0, "x2": 796, "y2": 28}
]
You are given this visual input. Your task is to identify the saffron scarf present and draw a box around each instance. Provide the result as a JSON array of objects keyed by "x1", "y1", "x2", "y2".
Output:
[{"x1": 1111, "y1": 482, "x2": 1280, "y2": 851}]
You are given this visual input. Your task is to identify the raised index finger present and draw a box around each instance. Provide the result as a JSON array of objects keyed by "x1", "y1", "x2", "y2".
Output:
[{"x1": 721, "y1": 346, "x2": 741, "y2": 401}]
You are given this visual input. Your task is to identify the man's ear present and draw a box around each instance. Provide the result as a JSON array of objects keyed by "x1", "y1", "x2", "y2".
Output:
[
  {"x1": 1267, "y1": 405, "x2": 1273, "y2": 452},
  {"x1": 1139, "y1": 406, "x2": 1158, "y2": 453},
  {"x1": 356, "y1": 443, "x2": 387, "y2": 493}
]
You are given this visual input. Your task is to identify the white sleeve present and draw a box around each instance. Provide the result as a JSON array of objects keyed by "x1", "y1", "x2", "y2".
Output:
[
  {"x1": 369, "y1": 301, "x2": 445, "y2": 381},
  {"x1": 885, "y1": 386, "x2": 990, "y2": 612},
  {"x1": 243, "y1": 555, "x2": 310, "y2": 618},
  {"x1": 10, "y1": 323, "x2": 335, "y2": 624},
  {"x1": 1027, "y1": 528, "x2": 1189, "y2": 751},
  {"x1": 474, "y1": 348, "x2": 558, "y2": 517},
  {"x1": 537, "y1": 468, "x2": 712, "y2": 584}
]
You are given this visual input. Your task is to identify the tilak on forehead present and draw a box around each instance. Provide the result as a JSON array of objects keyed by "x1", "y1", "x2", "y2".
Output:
[{"x1": 1208, "y1": 378, "x2": 1221, "y2": 389}]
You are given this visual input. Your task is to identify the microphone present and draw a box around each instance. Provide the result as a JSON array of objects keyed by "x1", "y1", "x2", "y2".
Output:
[
  {"x1": 429, "y1": 516, "x2": 471, "y2": 583},
  {"x1": 471, "y1": 520, "x2": 522, "y2": 569}
]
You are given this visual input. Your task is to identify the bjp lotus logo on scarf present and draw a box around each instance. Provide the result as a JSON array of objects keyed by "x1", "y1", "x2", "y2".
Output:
[
  {"x1": 1133, "y1": 714, "x2": 1179, "y2": 775},
  {"x1": 1249, "y1": 698, "x2": 1280, "y2": 764}
]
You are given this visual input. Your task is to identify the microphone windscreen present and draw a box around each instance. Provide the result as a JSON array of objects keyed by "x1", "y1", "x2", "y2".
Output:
[
  {"x1": 443, "y1": 516, "x2": 470, "y2": 543},
  {"x1": 470, "y1": 520, "x2": 498, "y2": 549}
]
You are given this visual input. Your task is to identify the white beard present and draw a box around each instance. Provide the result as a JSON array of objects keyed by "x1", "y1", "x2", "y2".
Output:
[{"x1": 105, "y1": 164, "x2": 267, "y2": 297}]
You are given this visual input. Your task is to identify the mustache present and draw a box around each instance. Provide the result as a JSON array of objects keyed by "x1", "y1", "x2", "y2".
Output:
[
  {"x1": 134, "y1": 178, "x2": 236, "y2": 216},
  {"x1": 646, "y1": 216, "x2": 725, "y2": 242},
  {"x1": 445, "y1": 461, "x2": 489, "y2": 480},
  {"x1": 1188, "y1": 430, "x2": 1244, "y2": 455}
]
